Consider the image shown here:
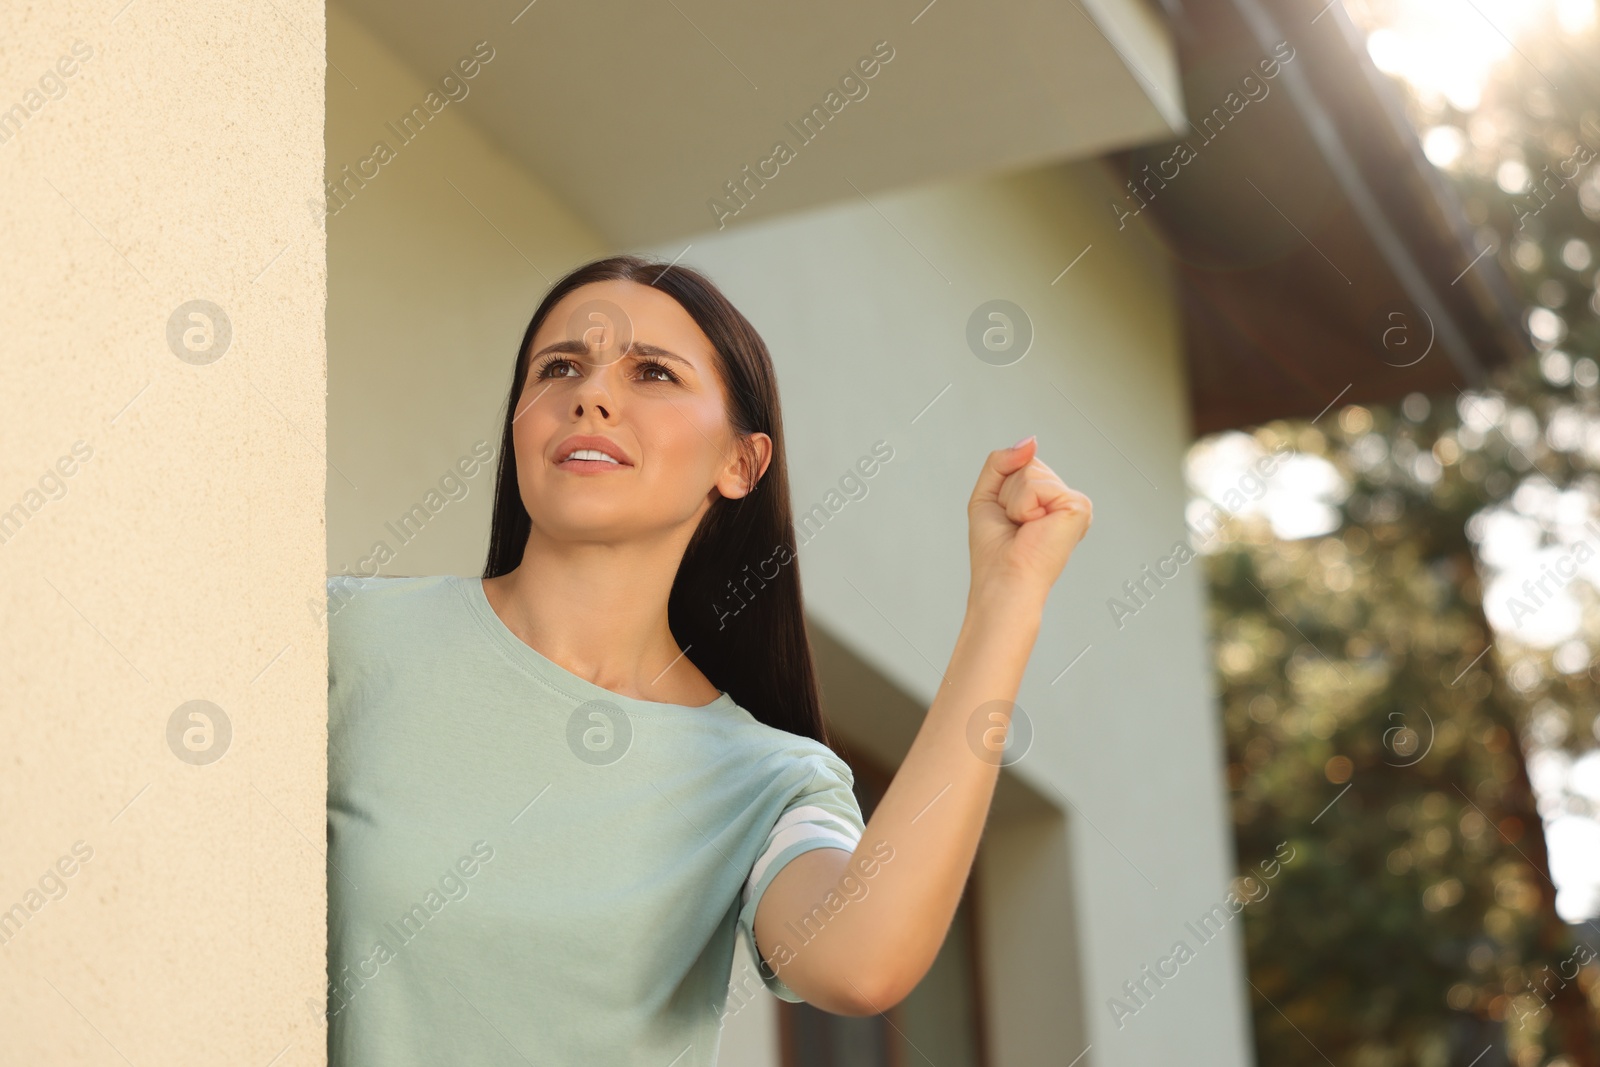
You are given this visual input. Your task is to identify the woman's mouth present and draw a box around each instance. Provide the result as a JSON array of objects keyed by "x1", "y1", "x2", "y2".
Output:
[{"x1": 556, "y1": 448, "x2": 631, "y2": 473}]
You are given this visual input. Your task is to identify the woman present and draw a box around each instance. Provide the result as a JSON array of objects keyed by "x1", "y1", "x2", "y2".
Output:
[{"x1": 325, "y1": 254, "x2": 1092, "y2": 1065}]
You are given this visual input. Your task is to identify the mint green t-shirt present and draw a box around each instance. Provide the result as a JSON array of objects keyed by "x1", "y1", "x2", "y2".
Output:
[{"x1": 325, "y1": 573, "x2": 867, "y2": 1066}]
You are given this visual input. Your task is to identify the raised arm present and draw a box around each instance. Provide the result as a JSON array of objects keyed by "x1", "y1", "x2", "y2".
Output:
[{"x1": 752, "y1": 435, "x2": 1093, "y2": 1014}]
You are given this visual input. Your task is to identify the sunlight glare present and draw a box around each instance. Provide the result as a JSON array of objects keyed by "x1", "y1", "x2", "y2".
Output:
[{"x1": 1362, "y1": 0, "x2": 1570, "y2": 113}]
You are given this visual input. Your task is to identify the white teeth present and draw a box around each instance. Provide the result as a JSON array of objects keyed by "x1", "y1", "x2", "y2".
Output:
[{"x1": 565, "y1": 448, "x2": 620, "y2": 464}]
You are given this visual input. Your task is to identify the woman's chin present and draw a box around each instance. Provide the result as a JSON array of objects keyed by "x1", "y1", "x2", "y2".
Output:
[{"x1": 529, "y1": 502, "x2": 646, "y2": 541}]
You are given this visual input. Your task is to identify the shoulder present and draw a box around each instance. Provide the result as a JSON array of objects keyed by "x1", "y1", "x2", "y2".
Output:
[{"x1": 720, "y1": 710, "x2": 856, "y2": 790}]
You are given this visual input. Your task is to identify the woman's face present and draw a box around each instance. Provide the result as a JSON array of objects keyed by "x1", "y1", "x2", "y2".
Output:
[{"x1": 512, "y1": 279, "x2": 769, "y2": 546}]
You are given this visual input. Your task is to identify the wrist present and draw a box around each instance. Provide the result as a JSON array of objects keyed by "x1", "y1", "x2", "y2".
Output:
[
  {"x1": 951, "y1": 591, "x2": 1042, "y2": 688},
  {"x1": 964, "y1": 581, "x2": 1046, "y2": 633},
  {"x1": 960, "y1": 579, "x2": 1049, "y2": 620}
]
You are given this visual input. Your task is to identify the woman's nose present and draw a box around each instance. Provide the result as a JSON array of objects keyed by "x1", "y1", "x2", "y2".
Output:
[{"x1": 571, "y1": 364, "x2": 618, "y2": 418}]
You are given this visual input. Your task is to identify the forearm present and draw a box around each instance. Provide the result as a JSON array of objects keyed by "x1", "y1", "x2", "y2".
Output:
[
  {"x1": 757, "y1": 440, "x2": 1090, "y2": 1014},
  {"x1": 807, "y1": 586, "x2": 1044, "y2": 1006}
]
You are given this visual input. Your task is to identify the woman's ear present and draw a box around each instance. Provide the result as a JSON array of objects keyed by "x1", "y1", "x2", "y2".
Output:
[{"x1": 717, "y1": 432, "x2": 773, "y2": 499}]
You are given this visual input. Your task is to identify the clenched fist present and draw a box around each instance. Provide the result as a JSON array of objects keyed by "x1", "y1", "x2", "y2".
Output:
[{"x1": 966, "y1": 436, "x2": 1092, "y2": 613}]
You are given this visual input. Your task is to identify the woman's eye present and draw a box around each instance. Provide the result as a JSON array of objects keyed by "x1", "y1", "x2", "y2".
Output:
[
  {"x1": 639, "y1": 361, "x2": 678, "y2": 383},
  {"x1": 537, "y1": 358, "x2": 577, "y2": 379}
]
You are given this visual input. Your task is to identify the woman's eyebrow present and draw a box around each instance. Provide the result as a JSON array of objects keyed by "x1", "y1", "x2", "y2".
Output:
[
  {"x1": 627, "y1": 342, "x2": 693, "y2": 368},
  {"x1": 531, "y1": 337, "x2": 694, "y2": 368}
]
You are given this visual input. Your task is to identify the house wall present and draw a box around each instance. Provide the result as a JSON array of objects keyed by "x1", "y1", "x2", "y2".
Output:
[
  {"x1": 0, "y1": 1, "x2": 327, "y2": 1064},
  {"x1": 324, "y1": 4, "x2": 1253, "y2": 1065}
]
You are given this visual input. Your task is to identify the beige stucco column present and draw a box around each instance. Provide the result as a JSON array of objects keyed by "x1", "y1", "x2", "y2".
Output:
[{"x1": 1, "y1": 3, "x2": 328, "y2": 1063}]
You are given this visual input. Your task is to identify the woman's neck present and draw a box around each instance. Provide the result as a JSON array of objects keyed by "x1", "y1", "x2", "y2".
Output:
[{"x1": 482, "y1": 532, "x2": 719, "y2": 706}]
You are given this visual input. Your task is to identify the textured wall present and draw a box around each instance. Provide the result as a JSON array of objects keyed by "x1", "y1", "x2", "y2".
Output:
[{"x1": 0, "y1": 2, "x2": 327, "y2": 1063}]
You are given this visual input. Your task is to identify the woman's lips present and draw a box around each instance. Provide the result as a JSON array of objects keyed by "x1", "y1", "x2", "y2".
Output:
[{"x1": 555, "y1": 456, "x2": 631, "y2": 473}]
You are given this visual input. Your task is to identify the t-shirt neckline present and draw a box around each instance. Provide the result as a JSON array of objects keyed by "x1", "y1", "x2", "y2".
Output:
[{"x1": 453, "y1": 574, "x2": 740, "y2": 716}]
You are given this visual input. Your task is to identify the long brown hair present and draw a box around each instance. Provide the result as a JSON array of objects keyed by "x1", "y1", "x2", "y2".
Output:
[{"x1": 482, "y1": 254, "x2": 831, "y2": 747}]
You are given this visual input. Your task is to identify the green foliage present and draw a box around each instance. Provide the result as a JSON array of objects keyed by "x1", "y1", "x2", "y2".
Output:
[{"x1": 1206, "y1": 4, "x2": 1600, "y2": 1064}]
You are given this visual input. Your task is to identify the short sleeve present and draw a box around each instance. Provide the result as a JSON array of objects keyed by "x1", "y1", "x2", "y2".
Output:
[{"x1": 736, "y1": 751, "x2": 867, "y2": 1002}]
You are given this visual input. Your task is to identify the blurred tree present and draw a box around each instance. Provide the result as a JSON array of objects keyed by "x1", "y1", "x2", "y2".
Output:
[{"x1": 1203, "y1": 2, "x2": 1600, "y2": 1064}]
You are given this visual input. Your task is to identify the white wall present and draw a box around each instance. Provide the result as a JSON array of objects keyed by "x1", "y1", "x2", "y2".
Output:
[{"x1": 644, "y1": 161, "x2": 1254, "y2": 1065}]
